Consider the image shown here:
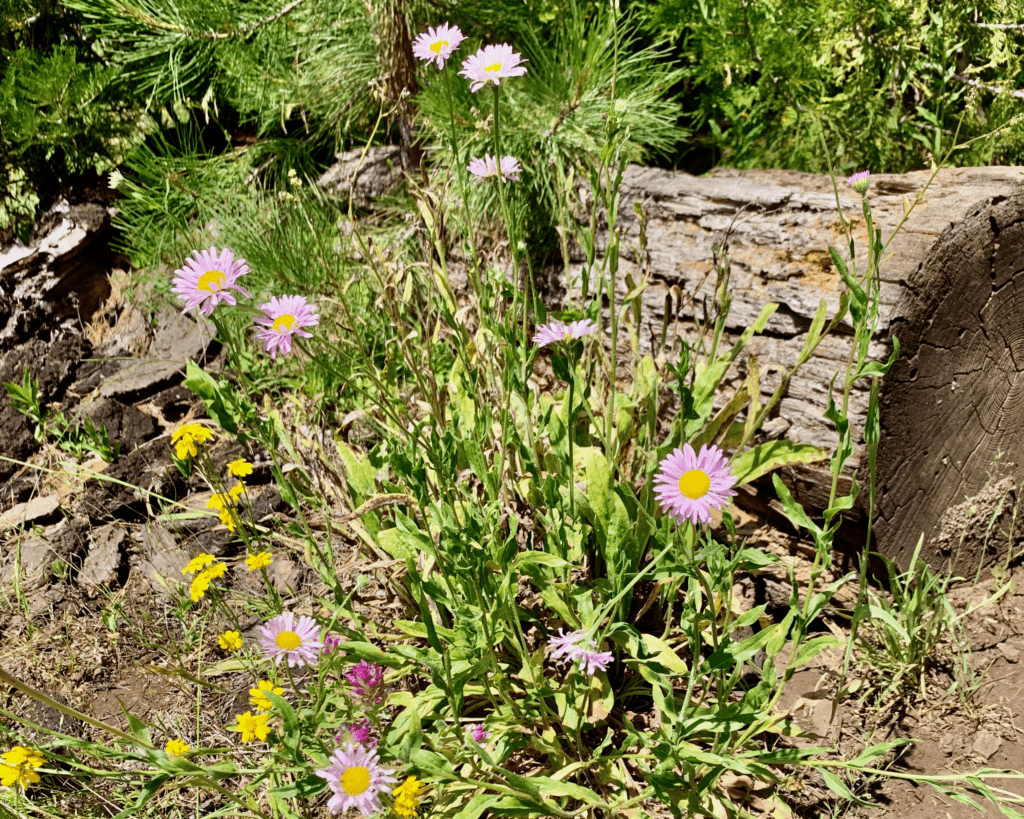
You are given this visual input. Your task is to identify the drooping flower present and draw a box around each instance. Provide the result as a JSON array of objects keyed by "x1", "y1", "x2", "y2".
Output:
[
  {"x1": 846, "y1": 170, "x2": 871, "y2": 194},
  {"x1": 171, "y1": 247, "x2": 252, "y2": 316},
  {"x1": 315, "y1": 743, "x2": 398, "y2": 817},
  {"x1": 393, "y1": 775, "x2": 424, "y2": 818},
  {"x1": 219, "y1": 630, "x2": 243, "y2": 651},
  {"x1": 182, "y1": 552, "x2": 216, "y2": 575},
  {"x1": 260, "y1": 612, "x2": 323, "y2": 667},
  {"x1": 467, "y1": 724, "x2": 490, "y2": 743},
  {"x1": 335, "y1": 718, "x2": 376, "y2": 747},
  {"x1": 547, "y1": 628, "x2": 613, "y2": 675},
  {"x1": 532, "y1": 318, "x2": 598, "y2": 347},
  {"x1": 653, "y1": 443, "x2": 737, "y2": 526},
  {"x1": 0, "y1": 746, "x2": 44, "y2": 790},
  {"x1": 249, "y1": 680, "x2": 284, "y2": 711},
  {"x1": 345, "y1": 660, "x2": 386, "y2": 704},
  {"x1": 246, "y1": 551, "x2": 272, "y2": 571},
  {"x1": 171, "y1": 423, "x2": 214, "y2": 460},
  {"x1": 459, "y1": 43, "x2": 527, "y2": 92},
  {"x1": 467, "y1": 154, "x2": 522, "y2": 183},
  {"x1": 412, "y1": 23, "x2": 465, "y2": 69},
  {"x1": 235, "y1": 711, "x2": 271, "y2": 743},
  {"x1": 252, "y1": 295, "x2": 319, "y2": 359},
  {"x1": 228, "y1": 458, "x2": 254, "y2": 478},
  {"x1": 165, "y1": 739, "x2": 190, "y2": 757}
]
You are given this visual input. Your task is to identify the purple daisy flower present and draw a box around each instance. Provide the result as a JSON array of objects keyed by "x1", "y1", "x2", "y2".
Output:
[
  {"x1": 259, "y1": 612, "x2": 323, "y2": 667},
  {"x1": 412, "y1": 23, "x2": 465, "y2": 69},
  {"x1": 252, "y1": 295, "x2": 319, "y2": 359},
  {"x1": 171, "y1": 247, "x2": 252, "y2": 316},
  {"x1": 653, "y1": 443, "x2": 737, "y2": 526},
  {"x1": 547, "y1": 628, "x2": 613, "y2": 676},
  {"x1": 315, "y1": 743, "x2": 397, "y2": 816},
  {"x1": 467, "y1": 154, "x2": 522, "y2": 183},
  {"x1": 532, "y1": 318, "x2": 598, "y2": 347},
  {"x1": 459, "y1": 43, "x2": 527, "y2": 92},
  {"x1": 846, "y1": 170, "x2": 871, "y2": 193}
]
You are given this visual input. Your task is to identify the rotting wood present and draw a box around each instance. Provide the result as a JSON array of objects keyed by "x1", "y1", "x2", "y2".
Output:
[{"x1": 563, "y1": 164, "x2": 1024, "y2": 569}]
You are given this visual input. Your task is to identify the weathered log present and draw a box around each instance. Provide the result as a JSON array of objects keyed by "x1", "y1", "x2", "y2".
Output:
[{"x1": 569, "y1": 165, "x2": 1024, "y2": 570}]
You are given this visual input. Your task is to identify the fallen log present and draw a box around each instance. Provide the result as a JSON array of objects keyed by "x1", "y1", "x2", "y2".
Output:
[{"x1": 570, "y1": 164, "x2": 1024, "y2": 572}]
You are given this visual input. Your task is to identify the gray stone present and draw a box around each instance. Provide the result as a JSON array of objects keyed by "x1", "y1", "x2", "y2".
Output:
[
  {"x1": 98, "y1": 309, "x2": 213, "y2": 400},
  {"x1": 972, "y1": 728, "x2": 1002, "y2": 760},
  {"x1": 138, "y1": 523, "x2": 189, "y2": 597},
  {"x1": 0, "y1": 495, "x2": 61, "y2": 529},
  {"x1": 3, "y1": 535, "x2": 57, "y2": 589},
  {"x1": 998, "y1": 643, "x2": 1020, "y2": 663},
  {"x1": 79, "y1": 523, "x2": 126, "y2": 594},
  {"x1": 268, "y1": 556, "x2": 303, "y2": 594}
]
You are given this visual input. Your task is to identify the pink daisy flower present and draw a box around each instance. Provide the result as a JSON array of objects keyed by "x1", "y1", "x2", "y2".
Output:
[
  {"x1": 547, "y1": 628, "x2": 613, "y2": 676},
  {"x1": 171, "y1": 246, "x2": 252, "y2": 316},
  {"x1": 846, "y1": 170, "x2": 871, "y2": 193},
  {"x1": 459, "y1": 43, "x2": 527, "y2": 92},
  {"x1": 468, "y1": 154, "x2": 522, "y2": 183},
  {"x1": 315, "y1": 743, "x2": 397, "y2": 816},
  {"x1": 252, "y1": 295, "x2": 319, "y2": 359},
  {"x1": 654, "y1": 443, "x2": 737, "y2": 526},
  {"x1": 259, "y1": 612, "x2": 323, "y2": 667},
  {"x1": 412, "y1": 23, "x2": 465, "y2": 69},
  {"x1": 532, "y1": 318, "x2": 597, "y2": 347}
]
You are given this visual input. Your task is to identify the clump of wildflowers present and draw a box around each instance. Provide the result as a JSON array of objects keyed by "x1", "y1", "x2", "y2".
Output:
[
  {"x1": 252, "y1": 295, "x2": 319, "y2": 359},
  {"x1": 0, "y1": 746, "x2": 44, "y2": 791},
  {"x1": 345, "y1": 660, "x2": 386, "y2": 704},
  {"x1": 459, "y1": 43, "x2": 527, "y2": 91},
  {"x1": 548, "y1": 628, "x2": 613, "y2": 675},
  {"x1": 171, "y1": 423, "x2": 214, "y2": 460},
  {"x1": 171, "y1": 247, "x2": 252, "y2": 316},
  {"x1": 315, "y1": 743, "x2": 397, "y2": 816},
  {"x1": 412, "y1": 23, "x2": 465, "y2": 69},
  {"x1": 188, "y1": 560, "x2": 226, "y2": 602},
  {"x1": 183, "y1": 553, "x2": 216, "y2": 575},
  {"x1": 532, "y1": 318, "x2": 598, "y2": 347},
  {"x1": 260, "y1": 612, "x2": 323, "y2": 667},
  {"x1": 468, "y1": 154, "x2": 522, "y2": 183},
  {"x1": 653, "y1": 443, "x2": 737, "y2": 526},
  {"x1": 393, "y1": 775, "x2": 424, "y2": 818}
]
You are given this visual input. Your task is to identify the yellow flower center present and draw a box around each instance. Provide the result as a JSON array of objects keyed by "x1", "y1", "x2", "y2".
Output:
[
  {"x1": 430, "y1": 40, "x2": 448, "y2": 53},
  {"x1": 341, "y1": 765, "x2": 371, "y2": 796},
  {"x1": 678, "y1": 469, "x2": 710, "y2": 500},
  {"x1": 563, "y1": 329, "x2": 572, "y2": 339},
  {"x1": 272, "y1": 314, "x2": 296, "y2": 333},
  {"x1": 197, "y1": 270, "x2": 225, "y2": 293},
  {"x1": 485, "y1": 62, "x2": 502, "y2": 73},
  {"x1": 275, "y1": 630, "x2": 302, "y2": 651}
]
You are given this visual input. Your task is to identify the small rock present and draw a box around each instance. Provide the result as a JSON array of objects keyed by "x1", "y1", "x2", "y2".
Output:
[
  {"x1": 138, "y1": 524, "x2": 189, "y2": 597},
  {"x1": 268, "y1": 556, "x2": 303, "y2": 594},
  {"x1": 0, "y1": 495, "x2": 61, "y2": 529},
  {"x1": 972, "y1": 728, "x2": 1002, "y2": 760},
  {"x1": 998, "y1": 643, "x2": 1020, "y2": 663},
  {"x1": 3, "y1": 535, "x2": 57, "y2": 589},
  {"x1": 79, "y1": 523, "x2": 126, "y2": 594}
]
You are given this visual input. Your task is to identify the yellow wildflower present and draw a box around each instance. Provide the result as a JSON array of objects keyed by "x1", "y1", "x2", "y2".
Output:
[
  {"x1": 202, "y1": 562, "x2": 227, "y2": 581},
  {"x1": 189, "y1": 572, "x2": 211, "y2": 602},
  {"x1": 183, "y1": 553, "x2": 216, "y2": 575},
  {"x1": 171, "y1": 423, "x2": 214, "y2": 460},
  {"x1": 228, "y1": 459, "x2": 253, "y2": 478},
  {"x1": 235, "y1": 711, "x2": 271, "y2": 743},
  {"x1": 245, "y1": 551, "x2": 272, "y2": 571},
  {"x1": 219, "y1": 630, "x2": 242, "y2": 651},
  {"x1": 249, "y1": 680, "x2": 284, "y2": 711},
  {"x1": 0, "y1": 746, "x2": 44, "y2": 790},
  {"x1": 393, "y1": 775, "x2": 424, "y2": 818},
  {"x1": 165, "y1": 739, "x2": 190, "y2": 757},
  {"x1": 218, "y1": 509, "x2": 236, "y2": 531},
  {"x1": 228, "y1": 483, "x2": 245, "y2": 502},
  {"x1": 207, "y1": 493, "x2": 230, "y2": 512}
]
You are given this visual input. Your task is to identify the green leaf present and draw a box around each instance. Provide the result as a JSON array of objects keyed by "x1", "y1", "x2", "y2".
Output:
[
  {"x1": 791, "y1": 635, "x2": 842, "y2": 668},
  {"x1": 450, "y1": 795, "x2": 502, "y2": 819},
  {"x1": 731, "y1": 440, "x2": 829, "y2": 486},
  {"x1": 819, "y1": 769, "x2": 871, "y2": 806},
  {"x1": 183, "y1": 361, "x2": 238, "y2": 434},
  {"x1": 376, "y1": 528, "x2": 423, "y2": 560},
  {"x1": 264, "y1": 690, "x2": 300, "y2": 755}
]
